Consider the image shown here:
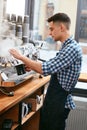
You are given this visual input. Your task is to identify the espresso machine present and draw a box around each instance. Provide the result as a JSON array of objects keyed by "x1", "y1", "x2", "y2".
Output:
[
  {"x1": 0, "y1": 37, "x2": 40, "y2": 83},
  {"x1": 0, "y1": 43, "x2": 41, "y2": 96},
  {"x1": 0, "y1": 19, "x2": 41, "y2": 96}
]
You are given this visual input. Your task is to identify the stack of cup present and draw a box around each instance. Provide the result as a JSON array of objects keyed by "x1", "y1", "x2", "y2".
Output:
[
  {"x1": 17, "y1": 15, "x2": 22, "y2": 25},
  {"x1": 16, "y1": 15, "x2": 23, "y2": 39},
  {"x1": 9, "y1": 22, "x2": 16, "y2": 36},
  {"x1": 10, "y1": 14, "x2": 16, "y2": 36},
  {"x1": 16, "y1": 24, "x2": 22, "y2": 39},
  {"x1": 22, "y1": 36, "x2": 29, "y2": 44},
  {"x1": 22, "y1": 15, "x2": 29, "y2": 44},
  {"x1": 5, "y1": 13, "x2": 10, "y2": 22},
  {"x1": 11, "y1": 14, "x2": 16, "y2": 23}
]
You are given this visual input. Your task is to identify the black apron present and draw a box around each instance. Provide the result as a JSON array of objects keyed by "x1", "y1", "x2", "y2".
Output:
[{"x1": 39, "y1": 73, "x2": 69, "y2": 130}]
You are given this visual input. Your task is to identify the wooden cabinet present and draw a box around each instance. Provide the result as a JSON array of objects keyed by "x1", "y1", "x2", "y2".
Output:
[{"x1": 0, "y1": 74, "x2": 50, "y2": 130}]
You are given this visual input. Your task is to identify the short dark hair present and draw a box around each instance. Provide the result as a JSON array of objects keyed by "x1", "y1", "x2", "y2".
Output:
[{"x1": 47, "y1": 13, "x2": 71, "y2": 29}]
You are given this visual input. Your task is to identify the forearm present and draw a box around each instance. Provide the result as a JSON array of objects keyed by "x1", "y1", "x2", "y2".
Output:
[{"x1": 20, "y1": 56, "x2": 43, "y2": 74}]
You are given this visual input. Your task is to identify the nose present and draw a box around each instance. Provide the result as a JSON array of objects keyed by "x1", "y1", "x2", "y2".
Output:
[{"x1": 49, "y1": 31, "x2": 52, "y2": 36}]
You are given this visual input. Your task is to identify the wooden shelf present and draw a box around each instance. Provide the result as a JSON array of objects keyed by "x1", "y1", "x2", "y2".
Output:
[
  {"x1": 21, "y1": 104, "x2": 43, "y2": 125},
  {"x1": 12, "y1": 122, "x2": 19, "y2": 130},
  {"x1": 21, "y1": 111, "x2": 35, "y2": 125},
  {"x1": 21, "y1": 95, "x2": 43, "y2": 125}
]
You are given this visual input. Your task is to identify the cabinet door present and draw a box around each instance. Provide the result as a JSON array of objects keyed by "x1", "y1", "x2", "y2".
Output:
[
  {"x1": 0, "y1": 104, "x2": 19, "y2": 130},
  {"x1": 22, "y1": 110, "x2": 40, "y2": 130}
]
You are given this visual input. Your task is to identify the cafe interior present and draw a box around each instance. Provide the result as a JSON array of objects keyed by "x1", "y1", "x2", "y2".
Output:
[{"x1": 0, "y1": 0, "x2": 87, "y2": 130}]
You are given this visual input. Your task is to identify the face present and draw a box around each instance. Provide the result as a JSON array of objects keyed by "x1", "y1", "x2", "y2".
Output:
[{"x1": 48, "y1": 21, "x2": 62, "y2": 41}]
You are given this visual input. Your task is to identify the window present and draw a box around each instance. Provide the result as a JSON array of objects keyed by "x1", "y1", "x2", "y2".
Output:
[
  {"x1": 6, "y1": 0, "x2": 25, "y2": 17},
  {"x1": 75, "y1": 0, "x2": 87, "y2": 54}
]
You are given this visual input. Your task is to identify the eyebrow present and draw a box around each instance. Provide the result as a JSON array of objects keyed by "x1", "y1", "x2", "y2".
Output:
[{"x1": 49, "y1": 26, "x2": 53, "y2": 30}]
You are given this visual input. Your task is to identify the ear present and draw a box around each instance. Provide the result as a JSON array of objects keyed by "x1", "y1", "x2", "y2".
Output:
[{"x1": 60, "y1": 23, "x2": 66, "y2": 32}]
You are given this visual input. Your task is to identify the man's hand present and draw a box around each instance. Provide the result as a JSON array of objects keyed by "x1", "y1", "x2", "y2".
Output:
[
  {"x1": 9, "y1": 49, "x2": 23, "y2": 60},
  {"x1": 9, "y1": 49, "x2": 43, "y2": 74},
  {"x1": 25, "y1": 65, "x2": 31, "y2": 72}
]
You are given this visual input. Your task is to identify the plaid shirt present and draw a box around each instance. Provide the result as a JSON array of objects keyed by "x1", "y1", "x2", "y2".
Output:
[{"x1": 42, "y1": 36, "x2": 82, "y2": 109}]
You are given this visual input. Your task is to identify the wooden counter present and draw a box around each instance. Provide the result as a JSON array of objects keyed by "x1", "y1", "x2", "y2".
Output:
[
  {"x1": 72, "y1": 73, "x2": 87, "y2": 98},
  {"x1": 0, "y1": 72, "x2": 86, "y2": 114},
  {"x1": 0, "y1": 72, "x2": 86, "y2": 115},
  {"x1": 0, "y1": 74, "x2": 50, "y2": 130},
  {"x1": 78, "y1": 73, "x2": 87, "y2": 82}
]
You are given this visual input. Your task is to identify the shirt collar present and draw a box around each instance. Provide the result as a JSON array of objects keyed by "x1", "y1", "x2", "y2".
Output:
[{"x1": 61, "y1": 36, "x2": 74, "y2": 49}]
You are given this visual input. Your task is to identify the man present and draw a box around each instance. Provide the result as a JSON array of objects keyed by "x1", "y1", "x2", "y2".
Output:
[{"x1": 9, "y1": 13, "x2": 82, "y2": 130}]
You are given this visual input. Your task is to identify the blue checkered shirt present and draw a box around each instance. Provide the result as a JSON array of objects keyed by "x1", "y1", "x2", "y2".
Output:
[{"x1": 42, "y1": 36, "x2": 82, "y2": 109}]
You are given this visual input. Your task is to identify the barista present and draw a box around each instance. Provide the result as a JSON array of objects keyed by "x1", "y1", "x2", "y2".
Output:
[{"x1": 9, "y1": 13, "x2": 82, "y2": 130}]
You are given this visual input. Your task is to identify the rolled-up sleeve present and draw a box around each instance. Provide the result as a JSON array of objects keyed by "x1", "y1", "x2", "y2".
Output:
[{"x1": 42, "y1": 61, "x2": 51, "y2": 76}]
